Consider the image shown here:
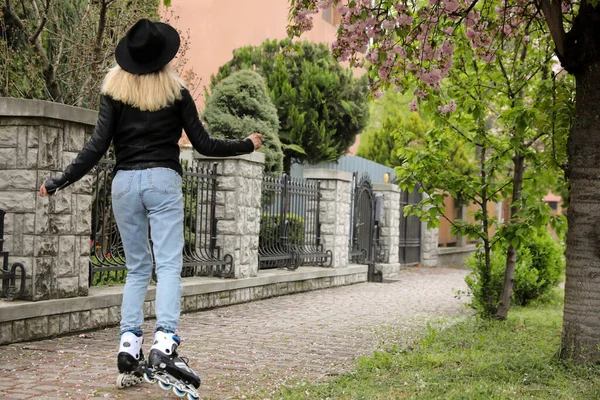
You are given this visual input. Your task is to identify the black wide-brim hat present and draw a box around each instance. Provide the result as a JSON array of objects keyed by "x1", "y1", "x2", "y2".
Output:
[{"x1": 115, "y1": 19, "x2": 180, "y2": 75}]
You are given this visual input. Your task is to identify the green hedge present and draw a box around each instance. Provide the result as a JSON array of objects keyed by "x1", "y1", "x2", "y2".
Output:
[{"x1": 259, "y1": 213, "x2": 305, "y2": 249}]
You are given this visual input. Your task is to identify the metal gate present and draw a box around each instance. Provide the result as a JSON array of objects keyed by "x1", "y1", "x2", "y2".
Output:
[
  {"x1": 349, "y1": 174, "x2": 381, "y2": 281},
  {"x1": 399, "y1": 187, "x2": 422, "y2": 265}
]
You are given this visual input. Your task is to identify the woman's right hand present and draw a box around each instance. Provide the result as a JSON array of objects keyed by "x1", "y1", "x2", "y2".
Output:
[
  {"x1": 40, "y1": 175, "x2": 69, "y2": 196},
  {"x1": 247, "y1": 133, "x2": 263, "y2": 150}
]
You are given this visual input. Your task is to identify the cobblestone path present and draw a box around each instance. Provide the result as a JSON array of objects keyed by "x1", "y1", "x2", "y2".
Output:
[{"x1": 0, "y1": 267, "x2": 469, "y2": 399}]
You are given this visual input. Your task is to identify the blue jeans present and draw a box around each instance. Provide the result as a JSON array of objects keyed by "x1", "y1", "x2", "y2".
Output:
[{"x1": 112, "y1": 168, "x2": 184, "y2": 335}]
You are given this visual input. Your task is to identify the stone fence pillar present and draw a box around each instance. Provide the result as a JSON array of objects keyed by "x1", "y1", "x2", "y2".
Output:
[
  {"x1": 195, "y1": 152, "x2": 265, "y2": 278},
  {"x1": 421, "y1": 222, "x2": 439, "y2": 267},
  {"x1": 303, "y1": 169, "x2": 352, "y2": 269},
  {"x1": 372, "y1": 183, "x2": 401, "y2": 275},
  {"x1": 0, "y1": 98, "x2": 96, "y2": 300}
]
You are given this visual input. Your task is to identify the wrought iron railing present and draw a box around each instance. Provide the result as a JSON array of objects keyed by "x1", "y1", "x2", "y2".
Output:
[
  {"x1": 259, "y1": 175, "x2": 331, "y2": 270},
  {"x1": 89, "y1": 158, "x2": 233, "y2": 286},
  {"x1": 0, "y1": 210, "x2": 26, "y2": 300},
  {"x1": 399, "y1": 187, "x2": 422, "y2": 265}
]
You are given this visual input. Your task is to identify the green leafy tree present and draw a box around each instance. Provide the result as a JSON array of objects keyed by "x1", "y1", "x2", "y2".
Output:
[
  {"x1": 393, "y1": 29, "x2": 570, "y2": 319},
  {"x1": 204, "y1": 69, "x2": 284, "y2": 174},
  {"x1": 210, "y1": 38, "x2": 369, "y2": 172}
]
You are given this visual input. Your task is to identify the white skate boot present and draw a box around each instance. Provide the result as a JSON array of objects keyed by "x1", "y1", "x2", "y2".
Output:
[{"x1": 116, "y1": 331, "x2": 145, "y2": 388}]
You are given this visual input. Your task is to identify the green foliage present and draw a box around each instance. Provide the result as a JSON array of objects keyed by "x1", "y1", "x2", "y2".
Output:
[
  {"x1": 259, "y1": 213, "x2": 305, "y2": 249},
  {"x1": 211, "y1": 38, "x2": 369, "y2": 170},
  {"x1": 1, "y1": 1, "x2": 160, "y2": 108},
  {"x1": 272, "y1": 293, "x2": 600, "y2": 400},
  {"x1": 464, "y1": 229, "x2": 565, "y2": 314},
  {"x1": 357, "y1": 90, "x2": 476, "y2": 177},
  {"x1": 204, "y1": 70, "x2": 284, "y2": 174}
]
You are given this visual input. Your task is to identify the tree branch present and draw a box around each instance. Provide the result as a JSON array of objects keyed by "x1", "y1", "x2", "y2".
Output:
[
  {"x1": 538, "y1": 0, "x2": 566, "y2": 58},
  {"x1": 29, "y1": 0, "x2": 51, "y2": 44}
]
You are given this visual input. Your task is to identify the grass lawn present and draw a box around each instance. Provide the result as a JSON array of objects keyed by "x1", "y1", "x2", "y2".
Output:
[{"x1": 273, "y1": 290, "x2": 600, "y2": 399}]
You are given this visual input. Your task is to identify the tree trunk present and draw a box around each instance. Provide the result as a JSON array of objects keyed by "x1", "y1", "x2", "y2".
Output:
[
  {"x1": 476, "y1": 144, "x2": 496, "y2": 316},
  {"x1": 496, "y1": 153, "x2": 525, "y2": 319},
  {"x1": 551, "y1": 4, "x2": 600, "y2": 364},
  {"x1": 561, "y1": 60, "x2": 600, "y2": 363}
]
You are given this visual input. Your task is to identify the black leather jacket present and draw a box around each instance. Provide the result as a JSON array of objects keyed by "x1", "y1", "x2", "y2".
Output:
[{"x1": 46, "y1": 88, "x2": 254, "y2": 193}]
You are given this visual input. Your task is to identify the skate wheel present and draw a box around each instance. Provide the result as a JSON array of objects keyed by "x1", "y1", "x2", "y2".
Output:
[
  {"x1": 187, "y1": 393, "x2": 200, "y2": 400},
  {"x1": 143, "y1": 372, "x2": 155, "y2": 383},
  {"x1": 116, "y1": 374, "x2": 125, "y2": 388},
  {"x1": 159, "y1": 380, "x2": 172, "y2": 390},
  {"x1": 173, "y1": 385, "x2": 186, "y2": 397}
]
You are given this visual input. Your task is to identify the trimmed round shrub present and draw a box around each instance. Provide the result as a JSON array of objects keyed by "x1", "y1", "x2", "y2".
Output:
[{"x1": 204, "y1": 69, "x2": 284, "y2": 174}]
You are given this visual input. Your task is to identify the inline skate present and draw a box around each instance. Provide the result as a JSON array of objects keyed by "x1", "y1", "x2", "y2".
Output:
[
  {"x1": 143, "y1": 330, "x2": 201, "y2": 399},
  {"x1": 115, "y1": 331, "x2": 145, "y2": 388}
]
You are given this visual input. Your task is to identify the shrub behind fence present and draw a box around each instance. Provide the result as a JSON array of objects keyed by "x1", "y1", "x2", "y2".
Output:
[{"x1": 259, "y1": 175, "x2": 331, "y2": 270}]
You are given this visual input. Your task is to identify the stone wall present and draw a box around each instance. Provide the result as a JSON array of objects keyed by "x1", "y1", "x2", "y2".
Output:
[
  {"x1": 0, "y1": 266, "x2": 367, "y2": 345},
  {"x1": 195, "y1": 152, "x2": 265, "y2": 278},
  {"x1": 0, "y1": 98, "x2": 96, "y2": 300}
]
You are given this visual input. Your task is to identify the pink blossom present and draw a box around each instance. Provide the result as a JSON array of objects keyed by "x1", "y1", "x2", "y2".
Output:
[
  {"x1": 379, "y1": 66, "x2": 391, "y2": 80},
  {"x1": 409, "y1": 99, "x2": 418, "y2": 112},
  {"x1": 316, "y1": 1, "x2": 331, "y2": 9},
  {"x1": 465, "y1": 28, "x2": 476, "y2": 40},
  {"x1": 444, "y1": 0, "x2": 459, "y2": 13},
  {"x1": 368, "y1": 49, "x2": 379, "y2": 62},
  {"x1": 375, "y1": 90, "x2": 385, "y2": 99},
  {"x1": 382, "y1": 20, "x2": 396, "y2": 30},
  {"x1": 483, "y1": 53, "x2": 496, "y2": 63},
  {"x1": 397, "y1": 14, "x2": 413, "y2": 26},
  {"x1": 438, "y1": 100, "x2": 456, "y2": 114},
  {"x1": 393, "y1": 45, "x2": 407, "y2": 58},
  {"x1": 296, "y1": 9, "x2": 317, "y2": 17},
  {"x1": 441, "y1": 40, "x2": 455, "y2": 56}
]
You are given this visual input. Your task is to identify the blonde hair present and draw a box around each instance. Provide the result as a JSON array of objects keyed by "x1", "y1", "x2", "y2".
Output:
[{"x1": 101, "y1": 64, "x2": 186, "y2": 111}]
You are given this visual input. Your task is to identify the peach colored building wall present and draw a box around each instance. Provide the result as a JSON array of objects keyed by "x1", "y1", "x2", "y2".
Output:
[{"x1": 163, "y1": 0, "x2": 341, "y2": 110}]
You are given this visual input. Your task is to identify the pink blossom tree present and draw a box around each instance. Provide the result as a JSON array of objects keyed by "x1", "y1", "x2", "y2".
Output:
[{"x1": 288, "y1": 0, "x2": 600, "y2": 364}]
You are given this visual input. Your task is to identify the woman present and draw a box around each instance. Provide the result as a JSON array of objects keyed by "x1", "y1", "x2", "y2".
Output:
[{"x1": 40, "y1": 19, "x2": 262, "y2": 398}]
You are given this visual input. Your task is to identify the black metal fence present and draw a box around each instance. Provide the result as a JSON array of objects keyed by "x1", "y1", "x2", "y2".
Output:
[
  {"x1": 0, "y1": 210, "x2": 25, "y2": 299},
  {"x1": 90, "y1": 158, "x2": 233, "y2": 286},
  {"x1": 399, "y1": 187, "x2": 422, "y2": 265},
  {"x1": 259, "y1": 175, "x2": 331, "y2": 270}
]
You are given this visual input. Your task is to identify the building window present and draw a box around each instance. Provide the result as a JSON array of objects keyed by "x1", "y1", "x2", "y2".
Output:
[
  {"x1": 322, "y1": 6, "x2": 341, "y2": 25},
  {"x1": 322, "y1": 6, "x2": 332, "y2": 24},
  {"x1": 547, "y1": 201, "x2": 558, "y2": 211}
]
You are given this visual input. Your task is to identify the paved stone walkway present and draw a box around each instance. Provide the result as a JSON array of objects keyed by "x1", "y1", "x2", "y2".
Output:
[{"x1": 0, "y1": 267, "x2": 468, "y2": 400}]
